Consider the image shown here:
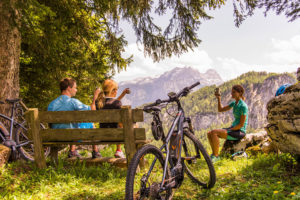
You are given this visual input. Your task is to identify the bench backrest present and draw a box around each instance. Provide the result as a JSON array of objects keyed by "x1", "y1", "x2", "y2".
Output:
[
  {"x1": 26, "y1": 107, "x2": 144, "y2": 141},
  {"x1": 36, "y1": 108, "x2": 144, "y2": 143},
  {"x1": 25, "y1": 106, "x2": 145, "y2": 168}
]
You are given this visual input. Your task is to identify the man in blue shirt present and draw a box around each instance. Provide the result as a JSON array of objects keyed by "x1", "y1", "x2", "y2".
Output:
[{"x1": 48, "y1": 78, "x2": 101, "y2": 158}]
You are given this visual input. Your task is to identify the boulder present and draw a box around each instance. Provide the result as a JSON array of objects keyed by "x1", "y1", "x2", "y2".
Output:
[
  {"x1": 220, "y1": 131, "x2": 277, "y2": 156},
  {"x1": 265, "y1": 83, "x2": 300, "y2": 157},
  {"x1": 0, "y1": 144, "x2": 11, "y2": 167}
]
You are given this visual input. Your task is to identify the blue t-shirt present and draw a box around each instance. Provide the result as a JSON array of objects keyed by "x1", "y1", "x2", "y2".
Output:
[
  {"x1": 78, "y1": 122, "x2": 94, "y2": 129},
  {"x1": 229, "y1": 99, "x2": 248, "y2": 133},
  {"x1": 47, "y1": 95, "x2": 91, "y2": 129}
]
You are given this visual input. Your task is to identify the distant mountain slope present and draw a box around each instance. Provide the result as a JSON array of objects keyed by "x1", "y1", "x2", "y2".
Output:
[
  {"x1": 158, "y1": 71, "x2": 297, "y2": 131},
  {"x1": 118, "y1": 67, "x2": 223, "y2": 107}
]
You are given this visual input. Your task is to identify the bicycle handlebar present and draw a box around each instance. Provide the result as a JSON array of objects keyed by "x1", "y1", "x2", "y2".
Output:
[
  {"x1": 144, "y1": 81, "x2": 200, "y2": 109},
  {"x1": 145, "y1": 99, "x2": 169, "y2": 108},
  {"x1": 176, "y1": 81, "x2": 200, "y2": 98},
  {"x1": 188, "y1": 81, "x2": 200, "y2": 90}
]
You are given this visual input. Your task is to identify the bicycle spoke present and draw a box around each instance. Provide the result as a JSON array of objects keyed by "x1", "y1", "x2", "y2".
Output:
[
  {"x1": 182, "y1": 130, "x2": 216, "y2": 188},
  {"x1": 16, "y1": 141, "x2": 31, "y2": 147},
  {"x1": 126, "y1": 145, "x2": 173, "y2": 200},
  {"x1": 18, "y1": 129, "x2": 29, "y2": 140},
  {"x1": 15, "y1": 125, "x2": 50, "y2": 161}
]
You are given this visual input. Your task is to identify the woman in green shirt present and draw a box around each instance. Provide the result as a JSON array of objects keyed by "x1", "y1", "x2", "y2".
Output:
[{"x1": 207, "y1": 85, "x2": 248, "y2": 162}]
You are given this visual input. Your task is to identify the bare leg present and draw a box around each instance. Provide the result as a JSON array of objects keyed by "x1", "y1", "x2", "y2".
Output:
[
  {"x1": 116, "y1": 144, "x2": 122, "y2": 151},
  {"x1": 207, "y1": 131, "x2": 213, "y2": 153},
  {"x1": 208, "y1": 129, "x2": 227, "y2": 157},
  {"x1": 92, "y1": 145, "x2": 98, "y2": 152},
  {"x1": 70, "y1": 145, "x2": 76, "y2": 151}
]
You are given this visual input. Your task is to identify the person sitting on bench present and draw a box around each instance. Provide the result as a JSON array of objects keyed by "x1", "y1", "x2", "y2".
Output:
[
  {"x1": 91, "y1": 79, "x2": 130, "y2": 158},
  {"x1": 207, "y1": 84, "x2": 248, "y2": 162},
  {"x1": 48, "y1": 78, "x2": 101, "y2": 159}
]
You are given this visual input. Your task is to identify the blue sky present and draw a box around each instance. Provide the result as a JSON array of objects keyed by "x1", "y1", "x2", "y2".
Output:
[{"x1": 114, "y1": 2, "x2": 300, "y2": 83}]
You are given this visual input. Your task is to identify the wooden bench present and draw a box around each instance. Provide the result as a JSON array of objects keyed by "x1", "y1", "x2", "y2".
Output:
[{"x1": 25, "y1": 106, "x2": 146, "y2": 169}]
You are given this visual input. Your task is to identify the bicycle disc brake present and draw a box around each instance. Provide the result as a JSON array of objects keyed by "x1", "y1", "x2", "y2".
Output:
[
  {"x1": 139, "y1": 175, "x2": 150, "y2": 198},
  {"x1": 171, "y1": 162, "x2": 184, "y2": 188},
  {"x1": 149, "y1": 182, "x2": 161, "y2": 199}
]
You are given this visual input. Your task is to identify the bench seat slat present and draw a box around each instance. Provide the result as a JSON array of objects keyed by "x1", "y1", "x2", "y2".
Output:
[
  {"x1": 40, "y1": 128, "x2": 146, "y2": 142},
  {"x1": 39, "y1": 110, "x2": 123, "y2": 123},
  {"x1": 39, "y1": 108, "x2": 144, "y2": 123}
]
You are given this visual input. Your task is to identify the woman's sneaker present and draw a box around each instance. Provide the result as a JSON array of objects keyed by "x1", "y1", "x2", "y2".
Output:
[
  {"x1": 114, "y1": 150, "x2": 125, "y2": 158},
  {"x1": 231, "y1": 151, "x2": 248, "y2": 160},
  {"x1": 210, "y1": 154, "x2": 220, "y2": 163},
  {"x1": 92, "y1": 151, "x2": 102, "y2": 159},
  {"x1": 68, "y1": 150, "x2": 82, "y2": 159}
]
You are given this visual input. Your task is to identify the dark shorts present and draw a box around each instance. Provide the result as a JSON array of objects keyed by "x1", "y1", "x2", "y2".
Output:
[{"x1": 223, "y1": 127, "x2": 246, "y2": 140}]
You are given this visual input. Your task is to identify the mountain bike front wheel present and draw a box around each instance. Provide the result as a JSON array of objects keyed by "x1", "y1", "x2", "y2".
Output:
[
  {"x1": 182, "y1": 129, "x2": 216, "y2": 189},
  {"x1": 125, "y1": 144, "x2": 174, "y2": 200}
]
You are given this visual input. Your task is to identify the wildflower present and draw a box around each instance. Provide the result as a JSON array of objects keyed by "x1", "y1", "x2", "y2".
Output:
[
  {"x1": 273, "y1": 191, "x2": 279, "y2": 194},
  {"x1": 277, "y1": 181, "x2": 281, "y2": 184},
  {"x1": 291, "y1": 192, "x2": 296, "y2": 196}
]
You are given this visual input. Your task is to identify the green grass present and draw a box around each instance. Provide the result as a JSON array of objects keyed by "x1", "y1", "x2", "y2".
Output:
[{"x1": 1, "y1": 147, "x2": 300, "y2": 200}]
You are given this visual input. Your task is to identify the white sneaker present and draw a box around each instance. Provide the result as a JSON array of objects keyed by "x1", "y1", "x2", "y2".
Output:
[{"x1": 114, "y1": 151, "x2": 125, "y2": 158}]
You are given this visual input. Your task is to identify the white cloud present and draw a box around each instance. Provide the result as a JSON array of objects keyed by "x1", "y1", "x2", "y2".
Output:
[
  {"x1": 268, "y1": 35, "x2": 300, "y2": 65},
  {"x1": 115, "y1": 35, "x2": 300, "y2": 83},
  {"x1": 115, "y1": 44, "x2": 214, "y2": 82}
]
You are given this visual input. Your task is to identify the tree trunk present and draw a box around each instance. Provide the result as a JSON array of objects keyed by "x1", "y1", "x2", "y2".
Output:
[{"x1": 0, "y1": 0, "x2": 20, "y2": 118}]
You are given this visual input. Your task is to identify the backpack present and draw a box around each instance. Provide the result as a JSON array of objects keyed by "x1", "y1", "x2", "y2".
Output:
[{"x1": 275, "y1": 84, "x2": 292, "y2": 97}]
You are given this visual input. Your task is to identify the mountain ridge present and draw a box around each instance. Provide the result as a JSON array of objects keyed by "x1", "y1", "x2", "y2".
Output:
[
  {"x1": 154, "y1": 71, "x2": 297, "y2": 132},
  {"x1": 118, "y1": 66, "x2": 223, "y2": 107}
]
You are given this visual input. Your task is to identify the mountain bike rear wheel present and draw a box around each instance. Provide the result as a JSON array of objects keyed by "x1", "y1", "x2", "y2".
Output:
[
  {"x1": 182, "y1": 129, "x2": 216, "y2": 188},
  {"x1": 125, "y1": 144, "x2": 173, "y2": 200},
  {"x1": 14, "y1": 124, "x2": 50, "y2": 161}
]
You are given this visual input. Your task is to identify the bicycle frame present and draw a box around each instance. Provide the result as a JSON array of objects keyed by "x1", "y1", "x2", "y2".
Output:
[
  {"x1": 0, "y1": 104, "x2": 28, "y2": 147},
  {"x1": 145, "y1": 101, "x2": 186, "y2": 191},
  {"x1": 160, "y1": 108, "x2": 184, "y2": 188}
]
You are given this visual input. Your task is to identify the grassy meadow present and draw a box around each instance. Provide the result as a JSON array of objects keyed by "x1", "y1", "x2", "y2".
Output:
[{"x1": 1, "y1": 145, "x2": 300, "y2": 200}]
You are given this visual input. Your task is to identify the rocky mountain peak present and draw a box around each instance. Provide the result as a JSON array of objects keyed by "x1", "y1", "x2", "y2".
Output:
[{"x1": 118, "y1": 67, "x2": 223, "y2": 107}]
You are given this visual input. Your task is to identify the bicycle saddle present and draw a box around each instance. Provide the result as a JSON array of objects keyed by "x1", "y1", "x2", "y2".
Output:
[
  {"x1": 144, "y1": 106, "x2": 161, "y2": 113},
  {"x1": 5, "y1": 99, "x2": 21, "y2": 103}
]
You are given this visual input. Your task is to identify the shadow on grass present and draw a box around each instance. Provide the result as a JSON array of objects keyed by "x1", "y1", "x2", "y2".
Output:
[{"x1": 1, "y1": 158, "x2": 127, "y2": 199}]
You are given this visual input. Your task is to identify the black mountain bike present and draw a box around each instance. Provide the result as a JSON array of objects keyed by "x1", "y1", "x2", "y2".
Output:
[
  {"x1": 0, "y1": 99, "x2": 50, "y2": 161},
  {"x1": 125, "y1": 82, "x2": 216, "y2": 200}
]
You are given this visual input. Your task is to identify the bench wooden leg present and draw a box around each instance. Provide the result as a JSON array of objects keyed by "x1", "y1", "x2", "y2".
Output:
[
  {"x1": 28, "y1": 109, "x2": 46, "y2": 169},
  {"x1": 122, "y1": 107, "x2": 137, "y2": 167},
  {"x1": 124, "y1": 142, "x2": 137, "y2": 167}
]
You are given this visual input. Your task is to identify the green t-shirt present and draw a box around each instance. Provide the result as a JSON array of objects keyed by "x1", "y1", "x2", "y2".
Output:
[{"x1": 229, "y1": 99, "x2": 248, "y2": 133}]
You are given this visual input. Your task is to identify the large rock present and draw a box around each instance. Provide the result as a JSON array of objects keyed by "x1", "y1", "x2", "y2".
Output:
[
  {"x1": 265, "y1": 83, "x2": 300, "y2": 156},
  {"x1": 0, "y1": 144, "x2": 11, "y2": 167},
  {"x1": 220, "y1": 131, "x2": 277, "y2": 156}
]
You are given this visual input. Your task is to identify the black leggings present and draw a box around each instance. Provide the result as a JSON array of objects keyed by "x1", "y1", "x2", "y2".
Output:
[{"x1": 224, "y1": 128, "x2": 246, "y2": 140}]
